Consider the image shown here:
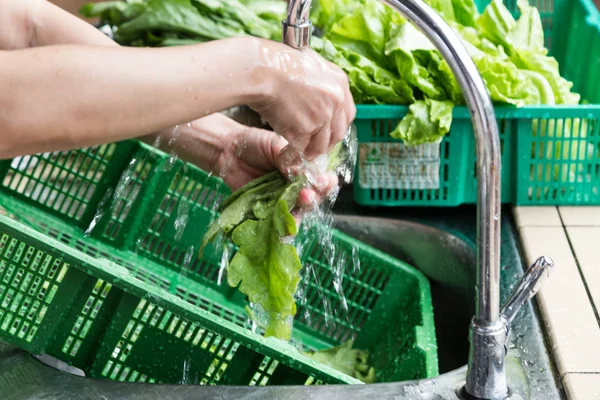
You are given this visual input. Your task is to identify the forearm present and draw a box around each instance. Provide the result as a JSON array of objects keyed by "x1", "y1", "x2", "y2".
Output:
[
  {"x1": 0, "y1": 0, "x2": 115, "y2": 49},
  {"x1": 31, "y1": 0, "x2": 117, "y2": 47},
  {"x1": 0, "y1": 39, "x2": 265, "y2": 159}
]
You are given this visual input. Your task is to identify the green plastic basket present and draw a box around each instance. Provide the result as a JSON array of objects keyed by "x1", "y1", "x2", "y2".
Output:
[
  {"x1": 354, "y1": 0, "x2": 600, "y2": 207},
  {"x1": 0, "y1": 140, "x2": 438, "y2": 385}
]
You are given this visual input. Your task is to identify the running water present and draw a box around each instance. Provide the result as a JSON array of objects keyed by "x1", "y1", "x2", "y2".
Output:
[
  {"x1": 84, "y1": 135, "x2": 166, "y2": 236},
  {"x1": 84, "y1": 155, "x2": 139, "y2": 236},
  {"x1": 164, "y1": 125, "x2": 184, "y2": 172},
  {"x1": 217, "y1": 244, "x2": 229, "y2": 285},
  {"x1": 294, "y1": 125, "x2": 359, "y2": 332},
  {"x1": 174, "y1": 198, "x2": 189, "y2": 241},
  {"x1": 84, "y1": 188, "x2": 113, "y2": 237}
]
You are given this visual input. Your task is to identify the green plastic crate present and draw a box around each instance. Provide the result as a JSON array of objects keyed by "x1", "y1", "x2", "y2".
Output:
[
  {"x1": 354, "y1": 0, "x2": 600, "y2": 207},
  {"x1": 0, "y1": 140, "x2": 438, "y2": 385}
]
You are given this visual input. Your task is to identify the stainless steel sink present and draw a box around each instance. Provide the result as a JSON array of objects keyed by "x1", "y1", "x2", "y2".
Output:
[{"x1": 0, "y1": 194, "x2": 563, "y2": 399}]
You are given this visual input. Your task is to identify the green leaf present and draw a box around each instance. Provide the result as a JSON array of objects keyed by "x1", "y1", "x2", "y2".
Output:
[
  {"x1": 239, "y1": 0, "x2": 287, "y2": 24},
  {"x1": 228, "y1": 198, "x2": 302, "y2": 340},
  {"x1": 511, "y1": 51, "x2": 580, "y2": 105},
  {"x1": 190, "y1": 0, "x2": 279, "y2": 40},
  {"x1": 506, "y1": 0, "x2": 544, "y2": 51},
  {"x1": 312, "y1": 0, "x2": 362, "y2": 33},
  {"x1": 450, "y1": 0, "x2": 480, "y2": 27},
  {"x1": 303, "y1": 340, "x2": 376, "y2": 383},
  {"x1": 474, "y1": 55, "x2": 541, "y2": 106},
  {"x1": 325, "y1": 0, "x2": 403, "y2": 68},
  {"x1": 80, "y1": 0, "x2": 147, "y2": 25},
  {"x1": 391, "y1": 99, "x2": 454, "y2": 145},
  {"x1": 199, "y1": 172, "x2": 286, "y2": 257},
  {"x1": 314, "y1": 37, "x2": 413, "y2": 105},
  {"x1": 477, "y1": 0, "x2": 516, "y2": 51},
  {"x1": 385, "y1": 23, "x2": 448, "y2": 100}
]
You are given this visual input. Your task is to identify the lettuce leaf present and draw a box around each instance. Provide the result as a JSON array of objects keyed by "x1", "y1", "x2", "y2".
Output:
[
  {"x1": 314, "y1": 37, "x2": 414, "y2": 105},
  {"x1": 390, "y1": 99, "x2": 454, "y2": 144},
  {"x1": 385, "y1": 23, "x2": 448, "y2": 100},
  {"x1": 303, "y1": 340, "x2": 376, "y2": 383},
  {"x1": 228, "y1": 195, "x2": 302, "y2": 340},
  {"x1": 325, "y1": 0, "x2": 403, "y2": 67}
]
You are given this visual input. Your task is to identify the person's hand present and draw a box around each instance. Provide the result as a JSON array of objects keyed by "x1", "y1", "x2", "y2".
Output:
[
  {"x1": 215, "y1": 115, "x2": 339, "y2": 210},
  {"x1": 246, "y1": 39, "x2": 356, "y2": 160},
  {"x1": 154, "y1": 113, "x2": 338, "y2": 209}
]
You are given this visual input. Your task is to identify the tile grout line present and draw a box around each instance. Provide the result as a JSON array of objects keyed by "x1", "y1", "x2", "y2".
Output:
[{"x1": 557, "y1": 210, "x2": 600, "y2": 330}]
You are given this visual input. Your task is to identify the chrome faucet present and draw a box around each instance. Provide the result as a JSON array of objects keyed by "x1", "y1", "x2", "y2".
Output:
[{"x1": 283, "y1": 1, "x2": 554, "y2": 398}]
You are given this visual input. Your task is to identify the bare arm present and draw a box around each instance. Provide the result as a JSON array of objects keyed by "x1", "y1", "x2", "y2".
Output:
[
  {"x1": 0, "y1": 0, "x2": 115, "y2": 49},
  {"x1": 0, "y1": 0, "x2": 354, "y2": 160},
  {"x1": 0, "y1": 39, "x2": 266, "y2": 158}
]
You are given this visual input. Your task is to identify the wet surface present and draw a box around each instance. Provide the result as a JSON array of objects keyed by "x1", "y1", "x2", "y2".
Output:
[{"x1": 0, "y1": 189, "x2": 563, "y2": 399}]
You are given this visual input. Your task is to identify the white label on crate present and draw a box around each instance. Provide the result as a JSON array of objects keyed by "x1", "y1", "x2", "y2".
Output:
[{"x1": 358, "y1": 142, "x2": 441, "y2": 189}]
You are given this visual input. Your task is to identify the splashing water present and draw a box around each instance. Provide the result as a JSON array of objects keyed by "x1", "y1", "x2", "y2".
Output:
[
  {"x1": 180, "y1": 358, "x2": 191, "y2": 384},
  {"x1": 293, "y1": 125, "x2": 358, "y2": 334},
  {"x1": 84, "y1": 156, "x2": 139, "y2": 236},
  {"x1": 164, "y1": 125, "x2": 183, "y2": 172},
  {"x1": 84, "y1": 188, "x2": 113, "y2": 237},
  {"x1": 217, "y1": 244, "x2": 229, "y2": 286},
  {"x1": 174, "y1": 199, "x2": 189, "y2": 241}
]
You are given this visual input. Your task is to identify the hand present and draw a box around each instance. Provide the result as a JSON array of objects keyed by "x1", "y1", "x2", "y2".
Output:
[
  {"x1": 214, "y1": 115, "x2": 339, "y2": 210},
  {"x1": 247, "y1": 39, "x2": 356, "y2": 160},
  {"x1": 155, "y1": 113, "x2": 338, "y2": 209}
]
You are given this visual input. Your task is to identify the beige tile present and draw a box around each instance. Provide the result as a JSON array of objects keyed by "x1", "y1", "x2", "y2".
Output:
[
  {"x1": 519, "y1": 227, "x2": 600, "y2": 374},
  {"x1": 566, "y1": 227, "x2": 600, "y2": 314},
  {"x1": 513, "y1": 206, "x2": 562, "y2": 228},
  {"x1": 559, "y1": 207, "x2": 600, "y2": 227},
  {"x1": 563, "y1": 373, "x2": 600, "y2": 399}
]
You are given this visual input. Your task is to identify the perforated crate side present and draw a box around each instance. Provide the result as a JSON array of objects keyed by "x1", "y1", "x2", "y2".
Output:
[
  {"x1": 353, "y1": 106, "x2": 471, "y2": 207},
  {"x1": 0, "y1": 142, "x2": 137, "y2": 230},
  {"x1": 87, "y1": 293, "x2": 331, "y2": 386},
  {"x1": 0, "y1": 226, "x2": 91, "y2": 354},
  {"x1": 515, "y1": 108, "x2": 600, "y2": 204}
]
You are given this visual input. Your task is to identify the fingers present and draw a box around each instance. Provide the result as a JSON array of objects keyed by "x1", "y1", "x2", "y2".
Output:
[
  {"x1": 303, "y1": 123, "x2": 332, "y2": 160},
  {"x1": 296, "y1": 171, "x2": 339, "y2": 210},
  {"x1": 251, "y1": 45, "x2": 355, "y2": 161}
]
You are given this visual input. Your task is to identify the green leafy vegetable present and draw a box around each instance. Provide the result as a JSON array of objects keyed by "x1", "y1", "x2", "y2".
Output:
[
  {"x1": 82, "y1": 0, "x2": 281, "y2": 46},
  {"x1": 228, "y1": 195, "x2": 302, "y2": 340},
  {"x1": 200, "y1": 172, "x2": 302, "y2": 340},
  {"x1": 80, "y1": 0, "x2": 147, "y2": 25},
  {"x1": 303, "y1": 340, "x2": 376, "y2": 383},
  {"x1": 311, "y1": 0, "x2": 579, "y2": 144},
  {"x1": 201, "y1": 143, "x2": 345, "y2": 340},
  {"x1": 391, "y1": 99, "x2": 453, "y2": 144}
]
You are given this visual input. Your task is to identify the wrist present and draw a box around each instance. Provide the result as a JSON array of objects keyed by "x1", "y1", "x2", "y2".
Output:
[{"x1": 232, "y1": 37, "x2": 277, "y2": 107}]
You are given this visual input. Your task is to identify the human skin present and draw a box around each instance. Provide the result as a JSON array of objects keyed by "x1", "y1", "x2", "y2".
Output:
[{"x1": 0, "y1": 0, "x2": 353, "y2": 201}]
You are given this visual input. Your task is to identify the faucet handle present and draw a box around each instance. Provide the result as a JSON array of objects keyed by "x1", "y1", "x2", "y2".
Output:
[{"x1": 500, "y1": 256, "x2": 554, "y2": 325}]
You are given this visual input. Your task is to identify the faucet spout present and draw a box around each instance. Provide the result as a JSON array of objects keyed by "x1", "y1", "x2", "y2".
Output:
[
  {"x1": 283, "y1": 0, "x2": 313, "y2": 49},
  {"x1": 282, "y1": 0, "x2": 552, "y2": 398}
]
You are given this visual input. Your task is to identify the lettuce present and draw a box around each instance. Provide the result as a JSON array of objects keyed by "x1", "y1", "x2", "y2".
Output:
[
  {"x1": 314, "y1": 37, "x2": 414, "y2": 104},
  {"x1": 313, "y1": 0, "x2": 579, "y2": 144},
  {"x1": 303, "y1": 340, "x2": 376, "y2": 383},
  {"x1": 390, "y1": 99, "x2": 454, "y2": 144}
]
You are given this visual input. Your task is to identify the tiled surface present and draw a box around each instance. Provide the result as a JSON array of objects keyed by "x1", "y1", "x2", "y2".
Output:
[
  {"x1": 514, "y1": 206, "x2": 563, "y2": 228},
  {"x1": 559, "y1": 207, "x2": 600, "y2": 227},
  {"x1": 514, "y1": 206, "x2": 600, "y2": 399},
  {"x1": 519, "y1": 226, "x2": 600, "y2": 374},
  {"x1": 567, "y1": 227, "x2": 600, "y2": 314},
  {"x1": 563, "y1": 374, "x2": 600, "y2": 399}
]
